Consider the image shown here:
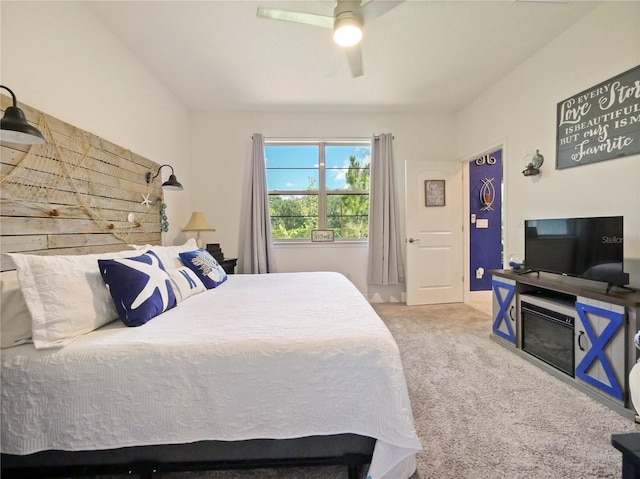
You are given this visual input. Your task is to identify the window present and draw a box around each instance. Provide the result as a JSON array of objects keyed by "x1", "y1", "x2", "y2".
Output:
[{"x1": 265, "y1": 141, "x2": 371, "y2": 240}]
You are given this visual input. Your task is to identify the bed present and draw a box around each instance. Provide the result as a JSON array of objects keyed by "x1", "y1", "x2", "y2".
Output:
[{"x1": 0, "y1": 243, "x2": 421, "y2": 479}]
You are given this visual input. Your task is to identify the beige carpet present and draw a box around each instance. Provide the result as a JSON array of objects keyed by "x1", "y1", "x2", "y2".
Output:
[
  {"x1": 377, "y1": 302, "x2": 637, "y2": 479},
  {"x1": 90, "y1": 303, "x2": 638, "y2": 478}
]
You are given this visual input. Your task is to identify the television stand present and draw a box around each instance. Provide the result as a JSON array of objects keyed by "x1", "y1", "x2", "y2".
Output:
[
  {"x1": 515, "y1": 268, "x2": 539, "y2": 276},
  {"x1": 491, "y1": 269, "x2": 640, "y2": 417},
  {"x1": 607, "y1": 283, "x2": 638, "y2": 294}
]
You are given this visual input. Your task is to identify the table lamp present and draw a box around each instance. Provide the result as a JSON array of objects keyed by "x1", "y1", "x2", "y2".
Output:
[{"x1": 182, "y1": 212, "x2": 215, "y2": 247}]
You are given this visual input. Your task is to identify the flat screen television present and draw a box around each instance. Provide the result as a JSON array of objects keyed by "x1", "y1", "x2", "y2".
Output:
[{"x1": 524, "y1": 216, "x2": 627, "y2": 287}]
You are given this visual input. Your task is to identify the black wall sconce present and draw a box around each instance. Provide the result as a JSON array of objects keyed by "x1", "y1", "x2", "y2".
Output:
[
  {"x1": 0, "y1": 85, "x2": 46, "y2": 145},
  {"x1": 522, "y1": 149, "x2": 544, "y2": 177},
  {"x1": 145, "y1": 164, "x2": 184, "y2": 191}
]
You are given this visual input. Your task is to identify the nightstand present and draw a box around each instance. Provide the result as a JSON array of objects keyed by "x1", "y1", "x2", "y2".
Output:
[
  {"x1": 206, "y1": 244, "x2": 237, "y2": 274},
  {"x1": 219, "y1": 258, "x2": 237, "y2": 275}
]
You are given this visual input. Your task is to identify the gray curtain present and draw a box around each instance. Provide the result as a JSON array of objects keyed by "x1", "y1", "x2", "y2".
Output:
[
  {"x1": 367, "y1": 133, "x2": 404, "y2": 285},
  {"x1": 238, "y1": 133, "x2": 276, "y2": 274}
]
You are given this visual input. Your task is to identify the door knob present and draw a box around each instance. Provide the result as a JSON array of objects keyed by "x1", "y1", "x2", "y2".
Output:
[{"x1": 408, "y1": 238, "x2": 420, "y2": 243}]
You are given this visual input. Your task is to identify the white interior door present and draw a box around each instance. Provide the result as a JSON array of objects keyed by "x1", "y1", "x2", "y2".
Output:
[{"x1": 405, "y1": 160, "x2": 463, "y2": 305}]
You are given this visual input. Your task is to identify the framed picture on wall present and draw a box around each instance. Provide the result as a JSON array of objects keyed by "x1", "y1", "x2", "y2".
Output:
[{"x1": 425, "y1": 180, "x2": 445, "y2": 206}]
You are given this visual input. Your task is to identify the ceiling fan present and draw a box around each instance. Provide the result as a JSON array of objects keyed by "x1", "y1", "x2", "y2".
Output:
[{"x1": 256, "y1": 0, "x2": 402, "y2": 78}]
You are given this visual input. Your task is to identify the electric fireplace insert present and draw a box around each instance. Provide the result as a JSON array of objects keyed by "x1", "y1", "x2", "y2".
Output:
[{"x1": 521, "y1": 300, "x2": 575, "y2": 377}]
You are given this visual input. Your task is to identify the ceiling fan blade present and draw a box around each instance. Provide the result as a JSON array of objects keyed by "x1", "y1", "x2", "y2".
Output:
[
  {"x1": 256, "y1": 7, "x2": 334, "y2": 29},
  {"x1": 359, "y1": 0, "x2": 404, "y2": 25},
  {"x1": 345, "y1": 44, "x2": 363, "y2": 77}
]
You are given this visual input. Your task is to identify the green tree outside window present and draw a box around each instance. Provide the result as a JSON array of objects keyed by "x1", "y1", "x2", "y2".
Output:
[{"x1": 267, "y1": 143, "x2": 370, "y2": 240}]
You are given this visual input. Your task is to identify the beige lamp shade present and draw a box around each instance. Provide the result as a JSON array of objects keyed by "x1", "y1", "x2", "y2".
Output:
[{"x1": 182, "y1": 212, "x2": 215, "y2": 247}]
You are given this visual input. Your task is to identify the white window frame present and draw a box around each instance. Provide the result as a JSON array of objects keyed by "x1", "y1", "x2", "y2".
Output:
[{"x1": 265, "y1": 139, "x2": 371, "y2": 241}]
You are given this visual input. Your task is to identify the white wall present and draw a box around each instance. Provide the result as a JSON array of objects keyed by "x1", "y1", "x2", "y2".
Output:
[
  {"x1": 5, "y1": 1, "x2": 636, "y2": 298},
  {"x1": 0, "y1": 1, "x2": 192, "y2": 246},
  {"x1": 189, "y1": 110, "x2": 457, "y2": 298},
  {"x1": 456, "y1": 2, "x2": 640, "y2": 287}
]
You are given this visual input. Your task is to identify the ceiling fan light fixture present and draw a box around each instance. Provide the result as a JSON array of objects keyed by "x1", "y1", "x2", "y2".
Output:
[{"x1": 333, "y1": 15, "x2": 362, "y2": 47}]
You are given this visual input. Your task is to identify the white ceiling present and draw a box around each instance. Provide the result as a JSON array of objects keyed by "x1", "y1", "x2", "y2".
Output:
[{"x1": 88, "y1": 0, "x2": 601, "y2": 113}]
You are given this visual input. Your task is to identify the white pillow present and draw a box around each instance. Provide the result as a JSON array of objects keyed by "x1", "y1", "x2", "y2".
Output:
[
  {"x1": 167, "y1": 266, "x2": 206, "y2": 303},
  {"x1": 9, "y1": 249, "x2": 137, "y2": 349},
  {"x1": 131, "y1": 239, "x2": 198, "y2": 270},
  {"x1": 0, "y1": 270, "x2": 32, "y2": 349}
]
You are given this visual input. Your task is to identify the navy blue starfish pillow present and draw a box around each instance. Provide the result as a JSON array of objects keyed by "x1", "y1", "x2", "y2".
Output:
[{"x1": 98, "y1": 250, "x2": 177, "y2": 327}]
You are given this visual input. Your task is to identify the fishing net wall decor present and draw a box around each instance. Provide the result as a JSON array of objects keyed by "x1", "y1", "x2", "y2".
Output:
[{"x1": 1, "y1": 96, "x2": 164, "y2": 256}]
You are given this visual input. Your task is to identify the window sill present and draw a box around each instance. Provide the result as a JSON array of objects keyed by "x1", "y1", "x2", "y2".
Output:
[{"x1": 273, "y1": 240, "x2": 368, "y2": 248}]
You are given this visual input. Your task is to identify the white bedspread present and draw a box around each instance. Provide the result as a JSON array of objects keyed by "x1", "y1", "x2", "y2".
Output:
[{"x1": 1, "y1": 272, "x2": 421, "y2": 479}]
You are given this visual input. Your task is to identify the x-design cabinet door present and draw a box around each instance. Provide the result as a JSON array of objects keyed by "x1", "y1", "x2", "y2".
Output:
[
  {"x1": 575, "y1": 297, "x2": 625, "y2": 402},
  {"x1": 492, "y1": 277, "x2": 517, "y2": 346}
]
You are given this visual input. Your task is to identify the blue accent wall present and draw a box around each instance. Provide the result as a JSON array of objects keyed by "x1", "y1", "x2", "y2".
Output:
[{"x1": 470, "y1": 150, "x2": 503, "y2": 291}]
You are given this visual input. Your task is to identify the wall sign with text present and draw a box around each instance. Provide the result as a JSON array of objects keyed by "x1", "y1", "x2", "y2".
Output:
[
  {"x1": 425, "y1": 180, "x2": 445, "y2": 206},
  {"x1": 556, "y1": 65, "x2": 639, "y2": 169}
]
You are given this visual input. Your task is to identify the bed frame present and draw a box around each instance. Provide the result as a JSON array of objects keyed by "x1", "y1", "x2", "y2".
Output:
[
  {"x1": 1, "y1": 434, "x2": 375, "y2": 479},
  {"x1": 1, "y1": 99, "x2": 376, "y2": 479}
]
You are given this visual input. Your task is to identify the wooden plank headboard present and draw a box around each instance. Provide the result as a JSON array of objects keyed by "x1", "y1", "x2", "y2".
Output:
[{"x1": 1, "y1": 95, "x2": 163, "y2": 271}]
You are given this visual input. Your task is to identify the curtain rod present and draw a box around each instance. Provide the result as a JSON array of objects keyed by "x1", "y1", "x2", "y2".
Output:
[{"x1": 251, "y1": 135, "x2": 394, "y2": 140}]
